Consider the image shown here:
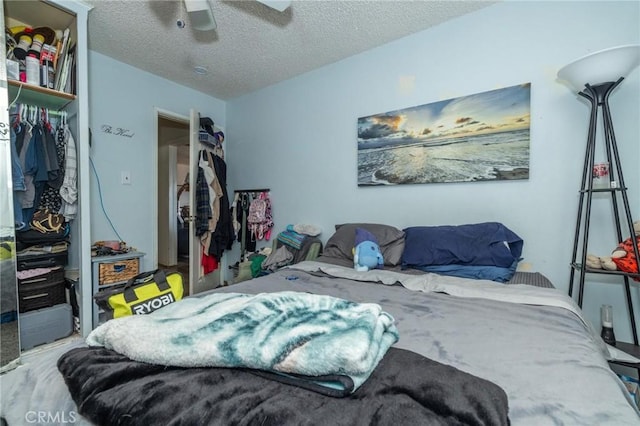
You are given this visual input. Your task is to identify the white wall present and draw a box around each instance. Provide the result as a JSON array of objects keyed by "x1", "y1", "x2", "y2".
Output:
[
  {"x1": 88, "y1": 51, "x2": 226, "y2": 271},
  {"x1": 227, "y1": 2, "x2": 640, "y2": 340}
]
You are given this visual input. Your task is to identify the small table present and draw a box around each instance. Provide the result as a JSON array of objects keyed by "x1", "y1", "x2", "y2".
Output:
[{"x1": 91, "y1": 251, "x2": 145, "y2": 328}]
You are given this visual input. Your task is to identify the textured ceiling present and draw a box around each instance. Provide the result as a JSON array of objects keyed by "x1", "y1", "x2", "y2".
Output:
[{"x1": 85, "y1": 0, "x2": 497, "y2": 100}]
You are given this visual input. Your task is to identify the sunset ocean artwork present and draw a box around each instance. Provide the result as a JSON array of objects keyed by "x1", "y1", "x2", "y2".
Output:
[{"x1": 357, "y1": 83, "x2": 531, "y2": 186}]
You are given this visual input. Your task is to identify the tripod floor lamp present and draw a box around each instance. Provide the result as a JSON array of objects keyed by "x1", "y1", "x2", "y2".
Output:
[{"x1": 558, "y1": 44, "x2": 640, "y2": 345}]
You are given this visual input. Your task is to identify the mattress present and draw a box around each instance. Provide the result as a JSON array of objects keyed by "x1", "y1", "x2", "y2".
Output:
[{"x1": 1, "y1": 260, "x2": 638, "y2": 425}]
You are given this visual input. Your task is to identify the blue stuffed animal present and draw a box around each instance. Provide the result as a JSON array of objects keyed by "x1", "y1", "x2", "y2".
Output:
[{"x1": 353, "y1": 228, "x2": 384, "y2": 271}]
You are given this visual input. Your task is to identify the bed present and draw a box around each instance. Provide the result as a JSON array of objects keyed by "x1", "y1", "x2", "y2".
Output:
[{"x1": 1, "y1": 222, "x2": 639, "y2": 425}]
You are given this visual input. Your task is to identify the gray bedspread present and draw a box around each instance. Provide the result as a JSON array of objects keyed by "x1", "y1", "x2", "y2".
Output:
[
  {"x1": 2, "y1": 261, "x2": 639, "y2": 426},
  {"x1": 217, "y1": 262, "x2": 639, "y2": 425}
]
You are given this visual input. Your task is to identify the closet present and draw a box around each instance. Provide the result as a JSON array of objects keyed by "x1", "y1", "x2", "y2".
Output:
[{"x1": 1, "y1": 0, "x2": 92, "y2": 368}]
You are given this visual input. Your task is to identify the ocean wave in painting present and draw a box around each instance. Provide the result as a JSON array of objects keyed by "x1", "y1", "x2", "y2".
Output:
[{"x1": 357, "y1": 129, "x2": 529, "y2": 186}]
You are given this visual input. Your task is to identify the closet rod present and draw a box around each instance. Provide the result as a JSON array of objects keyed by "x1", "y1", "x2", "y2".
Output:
[
  {"x1": 44, "y1": 110, "x2": 68, "y2": 117},
  {"x1": 11, "y1": 105, "x2": 74, "y2": 118},
  {"x1": 234, "y1": 188, "x2": 270, "y2": 193}
]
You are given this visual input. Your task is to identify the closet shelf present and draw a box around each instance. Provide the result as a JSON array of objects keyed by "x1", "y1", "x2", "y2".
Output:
[{"x1": 8, "y1": 80, "x2": 76, "y2": 110}]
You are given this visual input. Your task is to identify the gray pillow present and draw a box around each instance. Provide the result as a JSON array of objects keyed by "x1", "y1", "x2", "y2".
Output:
[{"x1": 323, "y1": 223, "x2": 405, "y2": 266}]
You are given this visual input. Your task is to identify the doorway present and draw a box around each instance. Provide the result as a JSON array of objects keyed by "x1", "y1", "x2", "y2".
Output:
[{"x1": 157, "y1": 114, "x2": 191, "y2": 294}]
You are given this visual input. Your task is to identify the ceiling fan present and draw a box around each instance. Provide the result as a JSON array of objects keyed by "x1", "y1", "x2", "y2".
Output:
[{"x1": 184, "y1": 0, "x2": 292, "y2": 31}]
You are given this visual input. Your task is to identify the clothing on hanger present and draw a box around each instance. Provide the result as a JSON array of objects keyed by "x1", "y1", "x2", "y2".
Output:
[
  {"x1": 59, "y1": 121, "x2": 78, "y2": 221},
  {"x1": 10, "y1": 125, "x2": 27, "y2": 230},
  {"x1": 235, "y1": 192, "x2": 256, "y2": 254},
  {"x1": 10, "y1": 104, "x2": 77, "y2": 227},
  {"x1": 38, "y1": 118, "x2": 65, "y2": 212},
  {"x1": 207, "y1": 151, "x2": 234, "y2": 259},
  {"x1": 194, "y1": 162, "x2": 211, "y2": 238}
]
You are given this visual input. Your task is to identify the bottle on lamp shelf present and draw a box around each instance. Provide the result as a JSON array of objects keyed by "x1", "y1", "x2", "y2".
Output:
[
  {"x1": 592, "y1": 162, "x2": 611, "y2": 189},
  {"x1": 601, "y1": 304, "x2": 616, "y2": 346}
]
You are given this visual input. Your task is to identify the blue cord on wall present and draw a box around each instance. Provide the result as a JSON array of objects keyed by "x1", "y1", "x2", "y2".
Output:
[{"x1": 89, "y1": 156, "x2": 125, "y2": 242}]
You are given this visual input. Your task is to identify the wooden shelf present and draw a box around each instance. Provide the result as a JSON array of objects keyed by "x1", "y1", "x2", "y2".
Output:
[{"x1": 8, "y1": 80, "x2": 75, "y2": 110}]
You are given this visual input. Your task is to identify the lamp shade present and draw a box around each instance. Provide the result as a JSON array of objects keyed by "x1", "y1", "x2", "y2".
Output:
[{"x1": 557, "y1": 44, "x2": 640, "y2": 91}]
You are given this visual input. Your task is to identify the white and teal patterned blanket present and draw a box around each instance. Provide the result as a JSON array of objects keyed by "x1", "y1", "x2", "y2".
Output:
[{"x1": 86, "y1": 291, "x2": 399, "y2": 393}]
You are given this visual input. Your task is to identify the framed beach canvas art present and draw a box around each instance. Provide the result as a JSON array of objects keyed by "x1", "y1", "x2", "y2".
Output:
[{"x1": 357, "y1": 83, "x2": 531, "y2": 186}]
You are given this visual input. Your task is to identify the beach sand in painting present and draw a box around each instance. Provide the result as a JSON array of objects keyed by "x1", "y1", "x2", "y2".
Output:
[{"x1": 495, "y1": 168, "x2": 529, "y2": 180}]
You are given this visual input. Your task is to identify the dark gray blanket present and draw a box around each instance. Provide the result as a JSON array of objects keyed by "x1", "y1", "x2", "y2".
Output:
[{"x1": 58, "y1": 346, "x2": 509, "y2": 426}]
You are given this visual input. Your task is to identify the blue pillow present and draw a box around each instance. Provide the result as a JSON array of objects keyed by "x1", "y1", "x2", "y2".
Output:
[
  {"x1": 411, "y1": 259, "x2": 520, "y2": 283},
  {"x1": 401, "y1": 222, "x2": 523, "y2": 268}
]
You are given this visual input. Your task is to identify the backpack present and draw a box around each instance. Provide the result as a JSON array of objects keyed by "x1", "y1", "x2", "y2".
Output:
[{"x1": 247, "y1": 192, "x2": 273, "y2": 240}]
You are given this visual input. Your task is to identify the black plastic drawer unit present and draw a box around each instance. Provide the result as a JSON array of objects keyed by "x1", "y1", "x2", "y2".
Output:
[
  {"x1": 17, "y1": 251, "x2": 68, "y2": 271},
  {"x1": 18, "y1": 267, "x2": 66, "y2": 313}
]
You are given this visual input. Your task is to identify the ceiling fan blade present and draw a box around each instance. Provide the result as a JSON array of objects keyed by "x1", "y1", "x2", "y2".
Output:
[
  {"x1": 256, "y1": 0, "x2": 291, "y2": 12},
  {"x1": 183, "y1": 0, "x2": 289, "y2": 32},
  {"x1": 184, "y1": 0, "x2": 217, "y2": 31}
]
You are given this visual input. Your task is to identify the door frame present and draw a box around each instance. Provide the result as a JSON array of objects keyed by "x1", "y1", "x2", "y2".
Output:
[{"x1": 153, "y1": 108, "x2": 199, "y2": 295}]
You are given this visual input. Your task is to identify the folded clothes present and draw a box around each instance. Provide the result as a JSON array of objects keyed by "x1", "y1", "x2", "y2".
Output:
[
  {"x1": 16, "y1": 266, "x2": 60, "y2": 280},
  {"x1": 294, "y1": 224, "x2": 322, "y2": 237},
  {"x1": 277, "y1": 230, "x2": 306, "y2": 250},
  {"x1": 17, "y1": 242, "x2": 68, "y2": 256}
]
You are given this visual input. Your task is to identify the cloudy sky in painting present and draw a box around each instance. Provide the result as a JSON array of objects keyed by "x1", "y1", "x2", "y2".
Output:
[{"x1": 358, "y1": 83, "x2": 531, "y2": 144}]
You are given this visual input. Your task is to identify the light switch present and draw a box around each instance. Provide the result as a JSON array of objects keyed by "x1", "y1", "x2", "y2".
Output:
[{"x1": 121, "y1": 171, "x2": 131, "y2": 185}]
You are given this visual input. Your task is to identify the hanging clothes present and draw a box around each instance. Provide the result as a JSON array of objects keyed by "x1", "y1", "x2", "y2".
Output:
[
  {"x1": 234, "y1": 192, "x2": 256, "y2": 254},
  {"x1": 199, "y1": 150, "x2": 224, "y2": 256},
  {"x1": 206, "y1": 150, "x2": 223, "y2": 229},
  {"x1": 194, "y1": 147, "x2": 234, "y2": 261},
  {"x1": 231, "y1": 192, "x2": 241, "y2": 237},
  {"x1": 10, "y1": 105, "x2": 77, "y2": 230},
  {"x1": 201, "y1": 247, "x2": 219, "y2": 275},
  {"x1": 193, "y1": 117, "x2": 233, "y2": 273},
  {"x1": 194, "y1": 162, "x2": 211, "y2": 238},
  {"x1": 207, "y1": 152, "x2": 234, "y2": 260},
  {"x1": 21, "y1": 123, "x2": 48, "y2": 226},
  {"x1": 17, "y1": 121, "x2": 36, "y2": 222},
  {"x1": 59, "y1": 122, "x2": 78, "y2": 221},
  {"x1": 39, "y1": 119, "x2": 67, "y2": 213},
  {"x1": 247, "y1": 191, "x2": 273, "y2": 241},
  {"x1": 10, "y1": 126, "x2": 27, "y2": 230}
]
